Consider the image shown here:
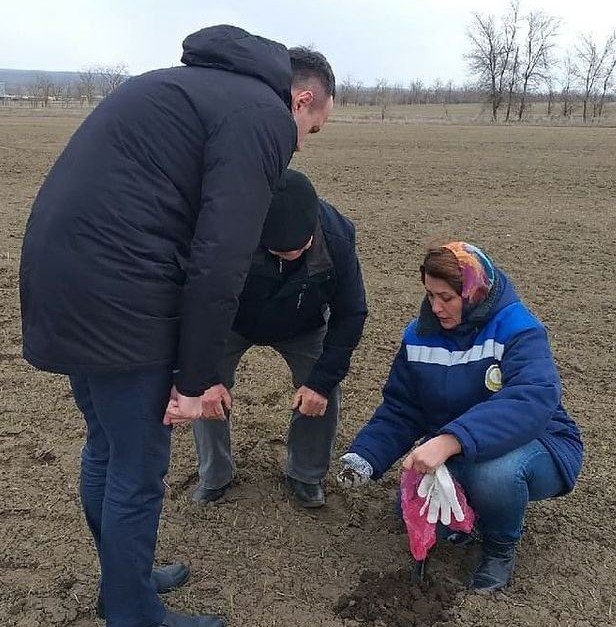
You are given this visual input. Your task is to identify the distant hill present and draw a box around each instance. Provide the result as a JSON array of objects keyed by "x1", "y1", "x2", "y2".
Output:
[{"x1": 0, "y1": 68, "x2": 84, "y2": 94}]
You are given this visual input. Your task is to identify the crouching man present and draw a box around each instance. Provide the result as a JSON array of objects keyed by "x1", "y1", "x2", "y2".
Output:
[{"x1": 192, "y1": 169, "x2": 367, "y2": 507}]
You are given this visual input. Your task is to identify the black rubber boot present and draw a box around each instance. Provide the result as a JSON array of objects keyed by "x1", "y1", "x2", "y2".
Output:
[
  {"x1": 160, "y1": 609, "x2": 226, "y2": 626},
  {"x1": 286, "y1": 476, "x2": 325, "y2": 508},
  {"x1": 469, "y1": 539, "x2": 517, "y2": 592},
  {"x1": 192, "y1": 481, "x2": 232, "y2": 504},
  {"x1": 440, "y1": 525, "x2": 481, "y2": 547},
  {"x1": 96, "y1": 562, "x2": 190, "y2": 618}
]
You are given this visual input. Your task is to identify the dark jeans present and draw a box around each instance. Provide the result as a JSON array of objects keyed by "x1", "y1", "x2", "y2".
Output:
[
  {"x1": 70, "y1": 367, "x2": 173, "y2": 627},
  {"x1": 447, "y1": 439, "x2": 567, "y2": 544},
  {"x1": 193, "y1": 328, "x2": 340, "y2": 488}
]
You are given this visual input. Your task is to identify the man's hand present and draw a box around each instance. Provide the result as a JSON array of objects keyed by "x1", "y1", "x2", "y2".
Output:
[
  {"x1": 292, "y1": 385, "x2": 328, "y2": 417},
  {"x1": 402, "y1": 434, "x2": 461, "y2": 474},
  {"x1": 201, "y1": 384, "x2": 232, "y2": 419},
  {"x1": 163, "y1": 386, "x2": 203, "y2": 426}
]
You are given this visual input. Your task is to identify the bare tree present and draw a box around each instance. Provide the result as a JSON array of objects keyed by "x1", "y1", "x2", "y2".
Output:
[
  {"x1": 467, "y1": 13, "x2": 501, "y2": 119},
  {"x1": 59, "y1": 80, "x2": 75, "y2": 108},
  {"x1": 337, "y1": 75, "x2": 364, "y2": 106},
  {"x1": 391, "y1": 82, "x2": 406, "y2": 105},
  {"x1": 28, "y1": 73, "x2": 54, "y2": 107},
  {"x1": 517, "y1": 11, "x2": 560, "y2": 120},
  {"x1": 97, "y1": 63, "x2": 128, "y2": 98},
  {"x1": 375, "y1": 78, "x2": 391, "y2": 120},
  {"x1": 466, "y1": 1, "x2": 520, "y2": 121},
  {"x1": 430, "y1": 77, "x2": 441, "y2": 104},
  {"x1": 543, "y1": 74, "x2": 556, "y2": 116},
  {"x1": 560, "y1": 54, "x2": 575, "y2": 117},
  {"x1": 352, "y1": 79, "x2": 364, "y2": 106},
  {"x1": 339, "y1": 75, "x2": 355, "y2": 106},
  {"x1": 504, "y1": 44, "x2": 519, "y2": 121},
  {"x1": 501, "y1": 1, "x2": 521, "y2": 121},
  {"x1": 408, "y1": 79, "x2": 425, "y2": 104},
  {"x1": 79, "y1": 68, "x2": 98, "y2": 106},
  {"x1": 574, "y1": 33, "x2": 616, "y2": 122},
  {"x1": 445, "y1": 79, "x2": 454, "y2": 104},
  {"x1": 596, "y1": 33, "x2": 616, "y2": 118}
]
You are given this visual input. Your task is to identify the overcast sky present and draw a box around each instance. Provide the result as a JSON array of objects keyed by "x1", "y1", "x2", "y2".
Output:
[{"x1": 4, "y1": 0, "x2": 616, "y2": 85}]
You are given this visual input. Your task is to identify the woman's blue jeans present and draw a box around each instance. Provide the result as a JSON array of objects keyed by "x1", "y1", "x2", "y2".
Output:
[
  {"x1": 446, "y1": 439, "x2": 567, "y2": 544},
  {"x1": 70, "y1": 367, "x2": 173, "y2": 627}
]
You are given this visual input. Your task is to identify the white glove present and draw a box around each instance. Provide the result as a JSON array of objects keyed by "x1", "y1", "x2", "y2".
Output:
[
  {"x1": 417, "y1": 464, "x2": 464, "y2": 525},
  {"x1": 337, "y1": 453, "x2": 373, "y2": 488},
  {"x1": 417, "y1": 472, "x2": 440, "y2": 523}
]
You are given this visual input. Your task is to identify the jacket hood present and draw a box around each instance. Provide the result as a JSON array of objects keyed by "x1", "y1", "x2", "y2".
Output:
[
  {"x1": 181, "y1": 25, "x2": 292, "y2": 105},
  {"x1": 490, "y1": 268, "x2": 519, "y2": 312}
]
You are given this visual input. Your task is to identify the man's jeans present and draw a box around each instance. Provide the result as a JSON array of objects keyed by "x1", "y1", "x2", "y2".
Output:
[
  {"x1": 70, "y1": 367, "x2": 172, "y2": 627},
  {"x1": 193, "y1": 328, "x2": 340, "y2": 489},
  {"x1": 446, "y1": 439, "x2": 567, "y2": 544}
]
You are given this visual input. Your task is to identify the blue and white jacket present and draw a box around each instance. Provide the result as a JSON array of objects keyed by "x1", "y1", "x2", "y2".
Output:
[{"x1": 348, "y1": 270, "x2": 583, "y2": 492}]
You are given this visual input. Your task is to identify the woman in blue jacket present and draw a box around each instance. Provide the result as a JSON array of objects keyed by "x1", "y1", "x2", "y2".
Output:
[{"x1": 338, "y1": 241, "x2": 583, "y2": 592}]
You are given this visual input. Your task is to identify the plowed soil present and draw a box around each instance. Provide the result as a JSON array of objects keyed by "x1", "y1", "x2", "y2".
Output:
[{"x1": 1, "y1": 107, "x2": 614, "y2": 627}]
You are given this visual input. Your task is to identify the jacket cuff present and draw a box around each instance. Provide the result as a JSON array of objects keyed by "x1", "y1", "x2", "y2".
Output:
[
  {"x1": 173, "y1": 385, "x2": 203, "y2": 398},
  {"x1": 439, "y1": 423, "x2": 477, "y2": 461},
  {"x1": 304, "y1": 373, "x2": 335, "y2": 398},
  {"x1": 174, "y1": 375, "x2": 222, "y2": 398}
]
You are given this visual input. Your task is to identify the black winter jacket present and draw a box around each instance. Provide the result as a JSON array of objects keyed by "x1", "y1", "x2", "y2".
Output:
[
  {"x1": 19, "y1": 26, "x2": 297, "y2": 396},
  {"x1": 232, "y1": 200, "x2": 368, "y2": 396}
]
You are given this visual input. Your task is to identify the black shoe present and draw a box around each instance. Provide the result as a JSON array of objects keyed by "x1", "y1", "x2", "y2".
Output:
[
  {"x1": 286, "y1": 476, "x2": 325, "y2": 508},
  {"x1": 96, "y1": 562, "x2": 190, "y2": 618},
  {"x1": 152, "y1": 563, "x2": 190, "y2": 592},
  {"x1": 192, "y1": 481, "x2": 232, "y2": 503},
  {"x1": 160, "y1": 609, "x2": 226, "y2": 626},
  {"x1": 469, "y1": 539, "x2": 516, "y2": 592}
]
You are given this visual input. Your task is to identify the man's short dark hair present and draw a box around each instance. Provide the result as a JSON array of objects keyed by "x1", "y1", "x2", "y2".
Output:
[{"x1": 288, "y1": 46, "x2": 336, "y2": 100}]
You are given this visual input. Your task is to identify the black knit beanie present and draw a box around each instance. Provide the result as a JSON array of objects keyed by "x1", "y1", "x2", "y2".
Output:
[{"x1": 261, "y1": 169, "x2": 319, "y2": 252}]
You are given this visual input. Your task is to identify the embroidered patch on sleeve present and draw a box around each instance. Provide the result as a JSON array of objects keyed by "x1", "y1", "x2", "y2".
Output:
[{"x1": 485, "y1": 364, "x2": 502, "y2": 392}]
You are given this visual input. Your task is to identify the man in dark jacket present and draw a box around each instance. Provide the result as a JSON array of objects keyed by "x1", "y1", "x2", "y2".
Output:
[
  {"x1": 19, "y1": 26, "x2": 335, "y2": 627},
  {"x1": 192, "y1": 169, "x2": 367, "y2": 508}
]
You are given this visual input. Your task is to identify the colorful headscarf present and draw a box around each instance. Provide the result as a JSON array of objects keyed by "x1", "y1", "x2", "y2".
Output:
[{"x1": 442, "y1": 242, "x2": 495, "y2": 305}]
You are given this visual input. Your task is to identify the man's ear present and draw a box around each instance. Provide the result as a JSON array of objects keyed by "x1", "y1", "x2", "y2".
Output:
[{"x1": 292, "y1": 89, "x2": 314, "y2": 111}]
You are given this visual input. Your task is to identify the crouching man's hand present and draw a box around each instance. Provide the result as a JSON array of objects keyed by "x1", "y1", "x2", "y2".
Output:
[
  {"x1": 292, "y1": 385, "x2": 328, "y2": 417},
  {"x1": 337, "y1": 452, "x2": 374, "y2": 488},
  {"x1": 201, "y1": 384, "x2": 232, "y2": 419}
]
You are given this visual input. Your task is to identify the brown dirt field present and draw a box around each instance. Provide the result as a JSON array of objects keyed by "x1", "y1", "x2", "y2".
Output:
[{"x1": 1, "y1": 108, "x2": 615, "y2": 627}]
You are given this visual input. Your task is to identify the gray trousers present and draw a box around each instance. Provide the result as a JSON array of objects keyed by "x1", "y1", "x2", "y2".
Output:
[{"x1": 192, "y1": 328, "x2": 341, "y2": 488}]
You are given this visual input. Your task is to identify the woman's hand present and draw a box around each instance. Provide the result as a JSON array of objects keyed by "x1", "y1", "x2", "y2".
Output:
[{"x1": 403, "y1": 434, "x2": 462, "y2": 474}]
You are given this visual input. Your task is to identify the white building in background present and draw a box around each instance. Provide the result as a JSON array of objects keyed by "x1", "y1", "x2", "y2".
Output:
[{"x1": 0, "y1": 82, "x2": 6, "y2": 97}]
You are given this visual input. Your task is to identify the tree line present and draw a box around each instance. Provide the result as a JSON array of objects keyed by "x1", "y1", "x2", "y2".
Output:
[
  {"x1": 8, "y1": 2, "x2": 616, "y2": 122},
  {"x1": 339, "y1": 1, "x2": 616, "y2": 122},
  {"x1": 6, "y1": 64, "x2": 128, "y2": 107},
  {"x1": 466, "y1": 0, "x2": 616, "y2": 121}
]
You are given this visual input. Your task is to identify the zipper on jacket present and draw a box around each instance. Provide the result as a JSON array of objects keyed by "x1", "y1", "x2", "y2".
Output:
[
  {"x1": 297, "y1": 283, "x2": 307, "y2": 309},
  {"x1": 279, "y1": 258, "x2": 283, "y2": 273}
]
